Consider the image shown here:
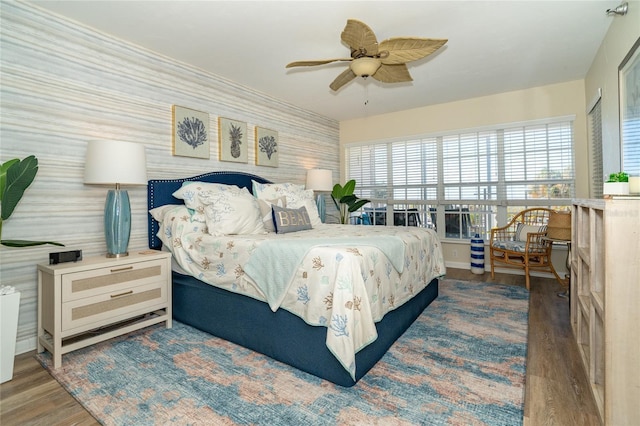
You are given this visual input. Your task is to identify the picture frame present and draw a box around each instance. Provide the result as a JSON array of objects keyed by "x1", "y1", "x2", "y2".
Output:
[
  {"x1": 255, "y1": 127, "x2": 279, "y2": 167},
  {"x1": 172, "y1": 105, "x2": 210, "y2": 159},
  {"x1": 619, "y1": 37, "x2": 640, "y2": 174},
  {"x1": 218, "y1": 117, "x2": 248, "y2": 163}
]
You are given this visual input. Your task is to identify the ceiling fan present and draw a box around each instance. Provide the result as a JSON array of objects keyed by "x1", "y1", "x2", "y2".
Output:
[{"x1": 286, "y1": 19, "x2": 448, "y2": 91}]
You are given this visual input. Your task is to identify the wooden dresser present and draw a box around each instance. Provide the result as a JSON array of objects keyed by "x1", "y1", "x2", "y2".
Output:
[
  {"x1": 37, "y1": 250, "x2": 172, "y2": 368},
  {"x1": 570, "y1": 198, "x2": 640, "y2": 425}
]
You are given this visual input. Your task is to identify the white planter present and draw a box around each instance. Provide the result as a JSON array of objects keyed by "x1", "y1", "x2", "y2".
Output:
[
  {"x1": 603, "y1": 182, "x2": 630, "y2": 196},
  {"x1": 1, "y1": 291, "x2": 20, "y2": 383}
]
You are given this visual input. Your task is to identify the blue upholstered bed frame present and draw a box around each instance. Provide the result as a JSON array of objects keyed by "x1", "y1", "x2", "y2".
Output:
[{"x1": 148, "y1": 171, "x2": 438, "y2": 387}]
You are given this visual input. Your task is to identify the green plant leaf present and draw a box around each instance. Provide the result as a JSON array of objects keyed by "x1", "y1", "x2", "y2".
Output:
[
  {"x1": 0, "y1": 158, "x2": 19, "y2": 204},
  {"x1": 330, "y1": 179, "x2": 371, "y2": 223},
  {"x1": 342, "y1": 180, "x2": 356, "y2": 196},
  {"x1": 1, "y1": 239, "x2": 65, "y2": 247},
  {"x1": 348, "y1": 198, "x2": 371, "y2": 212},
  {"x1": 339, "y1": 194, "x2": 358, "y2": 205},
  {"x1": 1, "y1": 156, "x2": 38, "y2": 220}
]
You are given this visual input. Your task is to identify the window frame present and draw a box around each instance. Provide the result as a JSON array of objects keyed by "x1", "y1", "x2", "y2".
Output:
[{"x1": 344, "y1": 116, "x2": 576, "y2": 240}]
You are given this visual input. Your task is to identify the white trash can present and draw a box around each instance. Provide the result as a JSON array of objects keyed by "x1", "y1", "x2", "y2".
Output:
[{"x1": 1, "y1": 291, "x2": 21, "y2": 383}]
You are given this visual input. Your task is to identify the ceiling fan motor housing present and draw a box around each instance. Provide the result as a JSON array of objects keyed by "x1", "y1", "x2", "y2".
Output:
[{"x1": 350, "y1": 57, "x2": 382, "y2": 77}]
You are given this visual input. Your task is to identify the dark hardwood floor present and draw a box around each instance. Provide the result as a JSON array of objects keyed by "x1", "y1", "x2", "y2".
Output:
[{"x1": 0, "y1": 268, "x2": 600, "y2": 425}]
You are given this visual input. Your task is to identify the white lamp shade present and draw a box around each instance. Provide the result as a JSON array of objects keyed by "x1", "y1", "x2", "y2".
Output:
[
  {"x1": 84, "y1": 140, "x2": 147, "y2": 185},
  {"x1": 306, "y1": 169, "x2": 333, "y2": 191}
]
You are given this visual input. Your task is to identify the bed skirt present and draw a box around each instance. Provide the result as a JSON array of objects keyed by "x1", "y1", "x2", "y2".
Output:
[{"x1": 172, "y1": 272, "x2": 439, "y2": 387}]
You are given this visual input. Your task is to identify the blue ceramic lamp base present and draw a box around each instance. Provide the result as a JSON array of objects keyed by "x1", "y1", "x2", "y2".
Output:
[
  {"x1": 104, "y1": 188, "x2": 131, "y2": 258},
  {"x1": 316, "y1": 194, "x2": 326, "y2": 223}
]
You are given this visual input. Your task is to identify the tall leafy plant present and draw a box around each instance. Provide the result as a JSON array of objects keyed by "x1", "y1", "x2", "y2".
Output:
[
  {"x1": 331, "y1": 180, "x2": 371, "y2": 224},
  {"x1": 1, "y1": 155, "x2": 63, "y2": 247}
]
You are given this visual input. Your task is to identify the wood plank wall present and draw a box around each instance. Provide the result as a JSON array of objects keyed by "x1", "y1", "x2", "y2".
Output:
[{"x1": 0, "y1": 1, "x2": 340, "y2": 354}]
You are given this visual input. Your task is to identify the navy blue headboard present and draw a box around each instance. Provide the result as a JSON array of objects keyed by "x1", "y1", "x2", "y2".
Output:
[{"x1": 147, "y1": 171, "x2": 273, "y2": 250}]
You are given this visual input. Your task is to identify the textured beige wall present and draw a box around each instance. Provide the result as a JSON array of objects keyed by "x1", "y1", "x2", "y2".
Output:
[
  {"x1": 0, "y1": 2, "x2": 339, "y2": 354},
  {"x1": 585, "y1": 2, "x2": 640, "y2": 178}
]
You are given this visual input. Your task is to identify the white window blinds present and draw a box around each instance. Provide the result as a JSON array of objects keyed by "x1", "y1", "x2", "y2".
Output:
[
  {"x1": 345, "y1": 116, "x2": 575, "y2": 238},
  {"x1": 588, "y1": 97, "x2": 603, "y2": 198}
]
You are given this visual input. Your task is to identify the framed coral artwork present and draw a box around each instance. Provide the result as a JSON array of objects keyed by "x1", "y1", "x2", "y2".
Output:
[
  {"x1": 218, "y1": 117, "x2": 248, "y2": 163},
  {"x1": 255, "y1": 127, "x2": 279, "y2": 167},
  {"x1": 172, "y1": 105, "x2": 210, "y2": 159}
]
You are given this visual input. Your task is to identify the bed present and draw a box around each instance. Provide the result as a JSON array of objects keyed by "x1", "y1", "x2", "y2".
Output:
[{"x1": 148, "y1": 171, "x2": 445, "y2": 387}]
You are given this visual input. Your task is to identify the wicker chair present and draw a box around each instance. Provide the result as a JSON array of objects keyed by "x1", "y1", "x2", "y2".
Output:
[{"x1": 489, "y1": 207, "x2": 563, "y2": 290}]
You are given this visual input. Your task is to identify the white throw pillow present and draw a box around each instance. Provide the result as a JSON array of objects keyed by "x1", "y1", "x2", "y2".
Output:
[
  {"x1": 202, "y1": 187, "x2": 266, "y2": 236},
  {"x1": 257, "y1": 196, "x2": 287, "y2": 232},
  {"x1": 252, "y1": 180, "x2": 322, "y2": 227},
  {"x1": 515, "y1": 223, "x2": 547, "y2": 242},
  {"x1": 251, "y1": 180, "x2": 305, "y2": 200}
]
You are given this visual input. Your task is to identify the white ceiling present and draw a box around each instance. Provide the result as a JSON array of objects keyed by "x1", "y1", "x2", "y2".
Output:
[{"x1": 29, "y1": 1, "x2": 615, "y2": 122}]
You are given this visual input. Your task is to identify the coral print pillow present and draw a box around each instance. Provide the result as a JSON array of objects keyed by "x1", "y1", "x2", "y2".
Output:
[
  {"x1": 172, "y1": 182, "x2": 242, "y2": 222},
  {"x1": 202, "y1": 187, "x2": 266, "y2": 236}
]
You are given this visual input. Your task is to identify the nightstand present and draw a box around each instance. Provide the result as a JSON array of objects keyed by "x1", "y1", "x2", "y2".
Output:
[{"x1": 37, "y1": 250, "x2": 172, "y2": 368}]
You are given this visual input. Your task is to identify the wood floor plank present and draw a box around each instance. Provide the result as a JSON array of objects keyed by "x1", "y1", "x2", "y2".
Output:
[{"x1": 0, "y1": 268, "x2": 599, "y2": 425}]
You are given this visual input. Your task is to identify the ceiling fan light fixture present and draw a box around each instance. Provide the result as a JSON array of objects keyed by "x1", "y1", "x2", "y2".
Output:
[{"x1": 350, "y1": 57, "x2": 381, "y2": 77}]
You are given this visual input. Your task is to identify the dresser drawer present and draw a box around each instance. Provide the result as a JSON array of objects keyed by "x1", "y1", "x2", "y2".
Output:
[
  {"x1": 62, "y1": 259, "x2": 168, "y2": 302},
  {"x1": 61, "y1": 280, "x2": 168, "y2": 334}
]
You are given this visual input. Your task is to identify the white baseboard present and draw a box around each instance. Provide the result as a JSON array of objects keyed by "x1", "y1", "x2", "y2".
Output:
[
  {"x1": 16, "y1": 336, "x2": 37, "y2": 355},
  {"x1": 444, "y1": 261, "x2": 557, "y2": 279}
]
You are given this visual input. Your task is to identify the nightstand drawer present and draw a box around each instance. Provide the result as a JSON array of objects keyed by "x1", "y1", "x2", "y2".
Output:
[
  {"x1": 62, "y1": 259, "x2": 168, "y2": 302},
  {"x1": 61, "y1": 281, "x2": 168, "y2": 334}
]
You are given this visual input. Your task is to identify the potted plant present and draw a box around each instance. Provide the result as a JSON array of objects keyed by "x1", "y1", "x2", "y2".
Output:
[
  {"x1": 603, "y1": 171, "x2": 630, "y2": 196},
  {"x1": 1, "y1": 155, "x2": 64, "y2": 247},
  {"x1": 331, "y1": 180, "x2": 371, "y2": 224}
]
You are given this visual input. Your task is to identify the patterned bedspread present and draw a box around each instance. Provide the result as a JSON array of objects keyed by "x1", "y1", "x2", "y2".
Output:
[{"x1": 155, "y1": 205, "x2": 446, "y2": 379}]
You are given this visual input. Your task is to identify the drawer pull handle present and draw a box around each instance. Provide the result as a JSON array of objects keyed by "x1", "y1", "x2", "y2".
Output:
[
  {"x1": 111, "y1": 266, "x2": 134, "y2": 273},
  {"x1": 111, "y1": 290, "x2": 133, "y2": 298}
]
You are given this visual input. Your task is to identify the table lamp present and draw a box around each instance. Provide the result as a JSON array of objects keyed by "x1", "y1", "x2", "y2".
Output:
[
  {"x1": 84, "y1": 140, "x2": 147, "y2": 258},
  {"x1": 306, "y1": 169, "x2": 333, "y2": 223}
]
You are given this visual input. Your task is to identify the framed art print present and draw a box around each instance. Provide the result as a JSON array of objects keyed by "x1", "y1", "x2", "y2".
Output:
[
  {"x1": 255, "y1": 127, "x2": 279, "y2": 167},
  {"x1": 172, "y1": 105, "x2": 210, "y2": 159},
  {"x1": 218, "y1": 117, "x2": 248, "y2": 163}
]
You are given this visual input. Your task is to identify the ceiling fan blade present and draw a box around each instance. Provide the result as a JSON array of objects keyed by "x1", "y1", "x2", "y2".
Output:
[
  {"x1": 341, "y1": 19, "x2": 379, "y2": 57},
  {"x1": 329, "y1": 68, "x2": 357, "y2": 91},
  {"x1": 371, "y1": 63, "x2": 412, "y2": 83},
  {"x1": 378, "y1": 38, "x2": 448, "y2": 65},
  {"x1": 286, "y1": 58, "x2": 352, "y2": 68}
]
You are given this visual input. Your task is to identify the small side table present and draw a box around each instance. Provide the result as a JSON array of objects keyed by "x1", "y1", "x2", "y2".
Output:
[
  {"x1": 37, "y1": 250, "x2": 172, "y2": 368},
  {"x1": 544, "y1": 237, "x2": 571, "y2": 298}
]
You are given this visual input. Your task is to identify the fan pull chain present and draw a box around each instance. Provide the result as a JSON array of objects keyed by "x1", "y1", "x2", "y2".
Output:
[{"x1": 363, "y1": 84, "x2": 370, "y2": 117}]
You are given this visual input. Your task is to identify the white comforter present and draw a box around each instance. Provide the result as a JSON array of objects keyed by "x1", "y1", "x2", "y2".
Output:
[{"x1": 155, "y1": 205, "x2": 446, "y2": 379}]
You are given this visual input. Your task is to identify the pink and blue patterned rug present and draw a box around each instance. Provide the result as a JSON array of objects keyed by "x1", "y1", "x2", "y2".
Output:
[{"x1": 37, "y1": 279, "x2": 529, "y2": 425}]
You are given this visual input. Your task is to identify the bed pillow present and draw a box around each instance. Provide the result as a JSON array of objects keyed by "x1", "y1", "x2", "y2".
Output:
[
  {"x1": 257, "y1": 196, "x2": 287, "y2": 232},
  {"x1": 172, "y1": 182, "x2": 242, "y2": 222},
  {"x1": 202, "y1": 187, "x2": 266, "y2": 236},
  {"x1": 272, "y1": 205, "x2": 312, "y2": 234},
  {"x1": 252, "y1": 180, "x2": 322, "y2": 227},
  {"x1": 252, "y1": 180, "x2": 305, "y2": 200},
  {"x1": 149, "y1": 204, "x2": 185, "y2": 222},
  {"x1": 515, "y1": 223, "x2": 547, "y2": 242},
  {"x1": 149, "y1": 204, "x2": 206, "y2": 248}
]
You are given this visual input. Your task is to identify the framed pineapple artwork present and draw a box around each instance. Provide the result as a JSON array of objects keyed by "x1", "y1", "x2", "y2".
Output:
[{"x1": 218, "y1": 117, "x2": 248, "y2": 163}]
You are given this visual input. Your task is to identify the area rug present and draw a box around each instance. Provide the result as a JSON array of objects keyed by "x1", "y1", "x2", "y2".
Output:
[{"x1": 37, "y1": 279, "x2": 529, "y2": 425}]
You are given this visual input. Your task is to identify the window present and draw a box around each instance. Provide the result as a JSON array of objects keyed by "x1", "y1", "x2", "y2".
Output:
[
  {"x1": 588, "y1": 96, "x2": 603, "y2": 198},
  {"x1": 345, "y1": 117, "x2": 575, "y2": 239}
]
